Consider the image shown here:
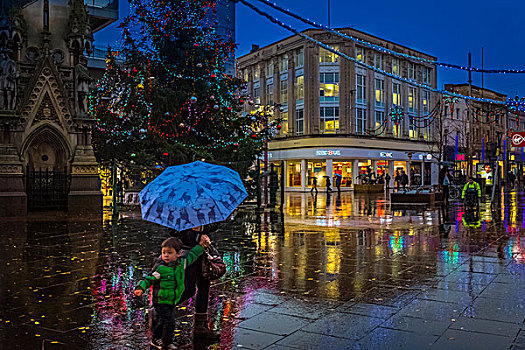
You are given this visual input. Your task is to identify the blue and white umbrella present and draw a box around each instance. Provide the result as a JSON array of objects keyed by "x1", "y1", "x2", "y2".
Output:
[{"x1": 139, "y1": 161, "x2": 248, "y2": 231}]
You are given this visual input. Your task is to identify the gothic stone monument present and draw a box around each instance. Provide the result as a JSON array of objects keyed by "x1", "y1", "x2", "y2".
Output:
[{"x1": 0, "y1": 0, "x2": 102, "y2": 216}]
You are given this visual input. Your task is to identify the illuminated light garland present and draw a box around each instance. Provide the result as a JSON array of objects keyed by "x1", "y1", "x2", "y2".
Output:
[
  {"x1": 237, "y1": 0, "x2": 506, "y2": 105},
  {"x1": 253, "y1": 0, "x2": 525, "y2": 74},
  {"x1": 507, "y1": 96, "x2": 525, "y2": 112}
]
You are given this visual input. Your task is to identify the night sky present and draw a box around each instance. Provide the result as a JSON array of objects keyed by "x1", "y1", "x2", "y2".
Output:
[{"x1": 96, "y1": 0, "x2": 525, "y2": 98}]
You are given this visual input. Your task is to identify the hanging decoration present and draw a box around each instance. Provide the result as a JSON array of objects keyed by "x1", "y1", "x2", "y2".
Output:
[
  {"x1": 253, "y1": 0, "x2": 525, "y2": 74},
  {"x1": 237, "y1": 0, "x2": 507, "y2": 105}
]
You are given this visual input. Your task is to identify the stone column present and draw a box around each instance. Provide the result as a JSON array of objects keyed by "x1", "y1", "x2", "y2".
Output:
[
  {"x1": 326, "y1": 158, "x2": 333, "y2": 188},
  {"x1": 0, "y1": 146, "x2": 26, "y2": 216},
  {"x1": 68, "y1": 145, "x2": 102, "y2": 214},
  {"x1": 352, "y1": 160, "x2": 359, "y2": 186},
  {"x1": 301, "y1": 159, "x2": 307, "y2": 191}
]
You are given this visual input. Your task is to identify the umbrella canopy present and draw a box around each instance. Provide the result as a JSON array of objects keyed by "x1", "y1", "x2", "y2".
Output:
[{"x1": 139, "y1": 161, "x2": 248, "y2": 231}]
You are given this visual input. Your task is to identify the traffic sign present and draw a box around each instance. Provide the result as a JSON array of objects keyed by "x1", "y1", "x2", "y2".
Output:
[{"x1": 510, "y1": 132, "x2": 525, "y2": 147}]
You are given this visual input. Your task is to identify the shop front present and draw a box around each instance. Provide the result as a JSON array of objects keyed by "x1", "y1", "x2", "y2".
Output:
[{"x1": 268, "y1": 147, "x2": 439, "y2": 191}]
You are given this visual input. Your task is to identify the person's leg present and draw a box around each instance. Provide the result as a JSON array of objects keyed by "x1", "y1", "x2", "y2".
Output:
[
  {"x1": 192, "y1": 256, "x2": 220, "y2": 340},
  {"x1": 155, "y1": 304, "x2": 175, "y2": 345},
  {"x1": 152, "y1": 306, "x2": 165, "y2": 341}
]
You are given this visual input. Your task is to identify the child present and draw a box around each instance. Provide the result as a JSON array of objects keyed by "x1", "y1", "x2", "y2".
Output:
[{"x1": 135, "y1": 235, "x2": 211, "y2": 349}]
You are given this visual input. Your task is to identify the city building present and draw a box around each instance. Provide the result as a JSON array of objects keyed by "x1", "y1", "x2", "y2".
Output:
[
  {"x1": 237, "y1": 28, "x2": 440, "y2": 191},
  {"x1": 0, "y1": 0, "x2": 118, "y2": 216},
  {"x1": 443, "y1": 84, "x2": 515, "y2": 182}
]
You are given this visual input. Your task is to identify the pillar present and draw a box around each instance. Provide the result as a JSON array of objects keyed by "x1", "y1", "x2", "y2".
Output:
[
  {"x1": 301, "y1": 159, "x2": 307, "y2": 191},
  {"x1": 352, "y1": 160, "x2": 359, "y2": 186},
  {"x1": 406, "y1": 161, "x2": 411, "y2": 186},
  {"x1": 326, "y1": 158, "x2": 333, "y2": 187}
]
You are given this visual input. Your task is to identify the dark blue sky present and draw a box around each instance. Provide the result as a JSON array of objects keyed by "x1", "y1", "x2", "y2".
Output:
[{"x1": 97, "y1": 0, "x2": 525, "y2": 98}]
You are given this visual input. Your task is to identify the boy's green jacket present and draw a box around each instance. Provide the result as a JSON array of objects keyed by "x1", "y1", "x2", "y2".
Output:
[{"x1": 136, "y1": 245, "x2": 205, "y2": 305}]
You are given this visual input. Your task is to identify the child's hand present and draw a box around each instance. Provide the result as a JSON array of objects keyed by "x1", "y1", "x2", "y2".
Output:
[
  {"x1": 199, "y1": 234, "x2": 211, "y2": 248},
  {"x1": 134, "y1": 289, "x2": 143, "y2": 297}
]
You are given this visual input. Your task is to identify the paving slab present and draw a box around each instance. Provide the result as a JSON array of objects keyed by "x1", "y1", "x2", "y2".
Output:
[
  {"x1": 237, "y1": 312, "x2": 311, "y2": 336},
  {"x1": 434, "y1": 329, "x2": 514, "y2": 350},
  {"x1": 300, "y1": 312, "x2": 383, "y2": 340}
]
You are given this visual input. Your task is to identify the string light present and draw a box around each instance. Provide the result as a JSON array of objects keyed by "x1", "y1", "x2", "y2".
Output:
[
  {"x1": 237, "y1": 0, "x2": 507, "y2": 105},
  {"x1": 253, "y1": 0, "x2": 525, "y2": 74}
]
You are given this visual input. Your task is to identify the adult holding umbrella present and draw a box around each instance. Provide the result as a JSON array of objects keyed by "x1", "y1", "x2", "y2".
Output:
[{"x1": 139, "y1": 161, "x2": 248, "y2": 340}]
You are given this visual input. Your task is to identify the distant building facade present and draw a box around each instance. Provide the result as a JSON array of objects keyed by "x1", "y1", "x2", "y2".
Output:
[
  {"x1": 237, "y1": 28, "x2": 440, "y2": 190},
  {"x1": 0, "y1": 0, "x2": 118, "y2": 216}
]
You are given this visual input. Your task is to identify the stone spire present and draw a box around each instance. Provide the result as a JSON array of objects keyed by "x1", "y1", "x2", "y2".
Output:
[{"x1": 67, "y1": 0, "x2": 93, "y2": 62}]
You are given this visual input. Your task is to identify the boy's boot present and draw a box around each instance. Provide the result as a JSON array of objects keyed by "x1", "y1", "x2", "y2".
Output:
[{"x1": 193, "y1": 313, "x2": 220, "y2": 340}]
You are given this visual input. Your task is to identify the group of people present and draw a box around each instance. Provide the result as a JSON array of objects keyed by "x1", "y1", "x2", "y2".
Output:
[
  {"x1": 394, "y1": 170, "x2": 409, "y2": 190},
  {"x1": 135, "y1": 225, "x2": 221, "y2": 349},
  {"x1": 310, "y1": 174, "x2": 343, "y2": 194}
]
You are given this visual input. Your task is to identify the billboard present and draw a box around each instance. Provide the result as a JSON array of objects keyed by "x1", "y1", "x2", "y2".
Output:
[{"x1": 510, "y1": 132, "x2": 525, "y2": 147}]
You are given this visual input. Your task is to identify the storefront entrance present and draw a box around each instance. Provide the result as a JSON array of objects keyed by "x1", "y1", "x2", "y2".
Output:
[{"x1": 333, "y1": 161, "x2": 352, "y2": 187}]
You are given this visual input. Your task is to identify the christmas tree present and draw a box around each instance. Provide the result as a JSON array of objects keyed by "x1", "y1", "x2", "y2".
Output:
[{"x1": 90, "y1": 0, "x2": 279, "y2": 180}]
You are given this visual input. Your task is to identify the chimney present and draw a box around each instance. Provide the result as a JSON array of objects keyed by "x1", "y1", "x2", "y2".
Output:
[{"x1": 251, "y1": 44, "x2": 260, "y2": 53}]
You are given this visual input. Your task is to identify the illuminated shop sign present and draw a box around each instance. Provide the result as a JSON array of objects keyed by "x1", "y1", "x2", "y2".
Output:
[
  {"x1": 417, "y1": 154, "x2": 433, "y2": 160},
  {"x1": 380, "y1": 152, "x2": 393, "y2": 158},
  {"x1": 316, "y1": 150, "x2": 341, "y2": 156}
]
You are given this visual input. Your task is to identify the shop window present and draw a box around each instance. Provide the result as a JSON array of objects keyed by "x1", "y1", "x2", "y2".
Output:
[
  {"x1": 287, "y1": 161, "x2": 302, "y2": 187},
  {"x1": 308, "y1": 161, "x2": 326, "y2": 187},
  {"x1": 333, "y1": 162, "x2": 353, "y2": 187}
]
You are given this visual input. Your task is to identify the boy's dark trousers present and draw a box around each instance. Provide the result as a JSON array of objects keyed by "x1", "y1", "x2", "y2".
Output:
[{"x1": 153, "y1": 303, "x2": 176, "y2": 344}]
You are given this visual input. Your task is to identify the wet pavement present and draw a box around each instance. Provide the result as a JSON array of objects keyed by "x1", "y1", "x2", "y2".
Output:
[{"x1": 1, "y1": 191, "x2": 525, "y2": 349}]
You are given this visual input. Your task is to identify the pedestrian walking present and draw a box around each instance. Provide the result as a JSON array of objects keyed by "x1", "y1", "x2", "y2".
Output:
[
  {"x1": 401, "y1": 171, "x2": 409, "y2": 190},
  {"x1": 394, "y1": 170, "x2": 401, "y2": 191},
  {"x1": 135, "y1": 235, "x2": 211, "y2": 349},
  {"x1": 326, "y1": 176, "x2": 332, "y2": 193},
  {"x1": 171, "y1": 225, "x2": 221, "y2": 340},
  {"x1": 335, "y1": 174, "x2": 342, "y2": 193},
  {"x1": 385, "y1": 173, "x2": 391, "y2": 189},
  {"x1": 311, "y1": 176, "x2": 318, "y2": 194}
]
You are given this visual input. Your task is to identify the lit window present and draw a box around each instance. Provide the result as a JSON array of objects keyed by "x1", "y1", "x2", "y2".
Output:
[
  {"x1": 295, "y1": 75, "x2": 304, "y2": 104},
  {"x1": 422, "y1": 90, "x2": 430, "y2": 114},
  {"x1": 356, "y1": 47, "x2": 365, "y2": 63},
  {"x1": 320, "y1": 72, "x2": 340, "y2": 102},
  {"x1": 375, "y1": 110, "x2": 385, "y2": 129},
  {"x1": 392, "y1": 58, "x2": 400, "y2": 75},
  {"x1": 375, "y1": 78, "x2": 384, "y2": 107},
  {"x1": 392, "y1": 82, "x2": 401, "y2": 106},
  {"x1": 320, "y1": 106, "x2": 339, "y2": 133},
  {"x1": 254, "y1": 64, "x2": 260, "y2": 80},
  {"x1": 320, "y1": 45, "x2": 339, "y2": 63},
  {"x1": 408, "y1": 86, "x2": 416, "y2": 113},
  {"x1": 280, "y1": 111, "x2": 288, "y2": 135}
]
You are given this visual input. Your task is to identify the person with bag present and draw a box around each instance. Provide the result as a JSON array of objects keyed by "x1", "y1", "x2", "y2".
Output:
[{"x1": 170, "y1": 224, "x2": 224, "y2": 340}]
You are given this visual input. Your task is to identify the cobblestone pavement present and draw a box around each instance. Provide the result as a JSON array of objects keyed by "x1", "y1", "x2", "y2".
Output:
[{"x1": 1, "y1": 192, "x2": 525, "y2": 350}]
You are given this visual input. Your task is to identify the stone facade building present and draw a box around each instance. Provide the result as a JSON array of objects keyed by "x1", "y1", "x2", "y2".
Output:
[
  {"x1": 0, "y1": 0, "x2": 118, "y2": 216},
  {"x1": 237, "y1": 28, "x2": 440, "y2": 190}
]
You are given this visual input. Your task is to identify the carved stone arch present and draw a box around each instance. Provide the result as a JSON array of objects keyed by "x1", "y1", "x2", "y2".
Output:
[
  {"x1": 20, "y1": 60, "x2": 73, "y2": 131},
  {"x1": 21, "y1": 124, "x2": 72, "y2": 171}
]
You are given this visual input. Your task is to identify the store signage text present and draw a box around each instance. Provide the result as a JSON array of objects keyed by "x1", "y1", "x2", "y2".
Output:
[
  {"x1": 316, "y1": 150, "x2": 341, "y2": 156},
  {"x1": 456, "y1": 154, "x2": 465, "y2": 161},
  {"x1": 379, "y1": 152, "x2": 393, "y2": 158}
]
